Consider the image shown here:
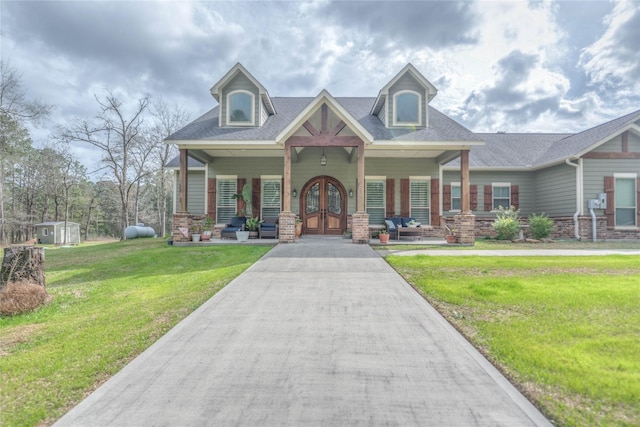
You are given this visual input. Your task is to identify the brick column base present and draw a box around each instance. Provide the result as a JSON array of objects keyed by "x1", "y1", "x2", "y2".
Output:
[
  {"x1": 172, "y1": 212, "x2": 191, "y2": 243},
  {"x1": 454, "y1": 213, "x2": 476, "y2": 245},
  {"x1": 351, "y1": 211, "x2": 369, "y2": 244},
  {"x1": 278, "y1": 211, "x2": 296, "y2": 243}
]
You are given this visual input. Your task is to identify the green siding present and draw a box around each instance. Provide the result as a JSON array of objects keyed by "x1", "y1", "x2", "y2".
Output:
[
  {"x1": 534, "y1": 163, "x2": 576, "y2": 216},
  {"x1": 187, "y1": 171, "x2": 206, "y2": 214},
  {"x1": 583, "y1": 159, "x2": 639, "y2": 212},
  {"x1": 388, "y1": 73, "x2": 427, "y2": 128},
  {"x1": 220, "y1": 73, "x2": 259, "y2": 127},
  {"x1": 444, "y1": 170, "x2": 535, "y2": 217},
  {"x1": 593, "y1": 134, "x2": 622, "y2": 152}
]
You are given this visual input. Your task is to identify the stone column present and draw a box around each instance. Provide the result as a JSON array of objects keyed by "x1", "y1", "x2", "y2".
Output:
[
  {"x1": 278, "y1": 211, "x2": 296, "y2": 243},
  {"x1": 172, "y1": 212, "x2": 191, "y2": 243},
  {"x1": 351, "y1": 212, "x2": 369, "y2": 244},
  {"x1": 454, "y1": 213, "x2": 476, "y2": 245}
]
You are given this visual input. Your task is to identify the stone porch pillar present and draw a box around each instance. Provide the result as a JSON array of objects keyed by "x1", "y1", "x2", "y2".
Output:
[
  {"x1": 352, "y1": 142, "x2": 369, "y2": 243},
  {"x1": 172, "y1": 211, "x2": 191, "y2": 243},
  {"x1": 279, "y1": 143, "x2": 296, "y2": 243}
]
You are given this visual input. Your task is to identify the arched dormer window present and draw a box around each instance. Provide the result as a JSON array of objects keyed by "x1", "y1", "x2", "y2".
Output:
[
  {"x1": 393, "y1": 90, "x2": 421, "y2": 126},
  {"x1": 226, "y1": 90, "x2": 255, "y2": 126}
]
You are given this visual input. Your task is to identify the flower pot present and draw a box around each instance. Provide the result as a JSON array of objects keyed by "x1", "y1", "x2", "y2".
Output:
[
  {"x1": 379, "y1": 233, "x2": 390, "y2": 244},
  {"x1": 248, "y1": 231, "x2": 258, "y2": 239},
  {"x1": 191, "y1": 233, "x2": 201, "y2": 242},
  {"x1": 295, "y1": 222, "x2": 302, "y2": 237},
  {"x1": 446, "y1": 234, "x2": 457, "y2": 244},
  {"x1": 201, "y1": 231, "x2": 212, "y2": 241},
  {"x1": 236, "y1": 231, "x2": 250, "y2": 242}
]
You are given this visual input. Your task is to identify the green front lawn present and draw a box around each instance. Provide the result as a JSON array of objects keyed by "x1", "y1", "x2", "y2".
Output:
[
  {"x1": 387, "y1": 255, "x2": 640, "y2": 427},
  {"x1": 0, "y1": 240, "x2": 273, "y2": 426}
]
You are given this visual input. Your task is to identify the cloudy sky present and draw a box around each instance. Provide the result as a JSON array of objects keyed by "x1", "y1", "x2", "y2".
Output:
[{"x1": 2, "y1": 0, "x2": 639, "y2": 154}]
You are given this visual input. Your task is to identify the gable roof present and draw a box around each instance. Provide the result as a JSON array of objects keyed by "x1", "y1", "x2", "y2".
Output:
[
  {"x1": 209, "y1": 63, "x2": 276, "y2": 115},
  {"x1": 446, "y1": 109, "x2": 640, "y2": 170},
  {"x1": 35, "y1": 221, "x2": 80, "y2": 227},
  {"x1": 166, "y1": 97, "x2": 480, "y2": 145},
  {"x1": 371, "y1": 63, "x2": 438, "y2": 116}
]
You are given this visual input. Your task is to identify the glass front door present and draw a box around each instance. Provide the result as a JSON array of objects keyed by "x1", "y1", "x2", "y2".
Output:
[{"x1": 300, "y1": 176, "x2": 347, "y2": 235}]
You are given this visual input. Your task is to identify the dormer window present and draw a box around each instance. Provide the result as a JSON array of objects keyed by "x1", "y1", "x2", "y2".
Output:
[
  {"x1": 393, "y1": 90, "x2": 421, "y2": 126},
  {"x1": 227, "y1": 90, "x2": 255, "y2": 126}
]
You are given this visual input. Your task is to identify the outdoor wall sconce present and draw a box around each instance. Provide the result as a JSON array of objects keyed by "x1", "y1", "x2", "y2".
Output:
[
  {"x1": 320, "y1": 148, "x2": 327, "y2": 166},
  {"x1": 349, "y1": 189, "x2": 353, "y2": 198},
  {"x1": 292, "y1": 188, "x2": 298, "y2": 197}
]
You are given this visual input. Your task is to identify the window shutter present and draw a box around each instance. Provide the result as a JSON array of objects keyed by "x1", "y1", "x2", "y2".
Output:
[
  {"x1": 386, "y1": 178, "x2": 395, "y2": 217},
  {"x1": 484, "y1": 185, "x2": 492, "y2": 211},
  {"x1": 431, "y1": 179, "x2": 440, "y2": 225},
  {"x1": 208, "y1": 178, "x2": 216, "y2": 220},
  {"x1": 604, "y1": 176, "x2": 614, "y2": 226},
  {"x1": 443, "y1": 185, "x2": 451, "y2": 211},
  {"x1": 401, "y1": 179, "x2": 410, "y2": 217},
  {"x1": 511, "y1": 185, "x2": 519, "y2": 209},
  {"x1": 252, "y1": 178, "x2": 261, "y2": 218},
  {"x1": 470, "y1": 185, "x2": 478, "y2": 211},
  {"x1": 237, "y1": 178, "x2": 246, "y2": 214}
]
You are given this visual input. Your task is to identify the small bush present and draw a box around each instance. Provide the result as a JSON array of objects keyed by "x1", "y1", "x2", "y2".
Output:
[
  {"x1": 529, "y1": 213, "x2": 554, "y2": 240},
  {"x1": 0, "y1": 281, "x2": 50, "y2": 316},
  {"x1": 492, "y1": 205, "x2": 520, "y2": 240}
]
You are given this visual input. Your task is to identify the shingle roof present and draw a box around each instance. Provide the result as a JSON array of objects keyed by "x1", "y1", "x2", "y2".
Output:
[
  {"x1": 447, "y1": 109, "x2": 640, "y2": 169},
  {"x1": 166, "y1": 97, "x2": 479, "y2": 143}
]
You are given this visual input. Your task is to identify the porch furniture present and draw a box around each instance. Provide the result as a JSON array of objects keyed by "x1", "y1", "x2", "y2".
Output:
[
  {"x1": 397, "y1": 226, "x2": 424, "y2": 241},
  {"x1": 259, "y1": 217, "x2": 279, "y2": 239},
  {"x1": 221, "y1": 216, "x2": 247, "y2": 239},
  {"x1": 385, "y1": 217, "x2": 424, "y2": 241}
]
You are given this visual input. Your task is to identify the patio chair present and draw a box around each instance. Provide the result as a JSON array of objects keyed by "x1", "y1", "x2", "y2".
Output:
[
  {"x1": 221, "y1": 216, "x2": 247, "y2": 239},
  {"x1": 259, "y1": 217, "x2": 279, "y2": 239}
]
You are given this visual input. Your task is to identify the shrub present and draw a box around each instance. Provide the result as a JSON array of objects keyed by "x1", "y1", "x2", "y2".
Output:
[
  {"x1": 0, "y1": 281, "x2": 50, "y2": 316},
  {"x1": 529, "y1": 213, "x2": 554, "y2": 239},
  {"x1": 492, "y1": 205, "x2": 520, "y2": 240}
]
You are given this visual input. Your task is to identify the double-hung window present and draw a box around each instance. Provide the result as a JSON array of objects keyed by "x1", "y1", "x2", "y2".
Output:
[
  {"x1": 450, "y1": 182, "x2": 461, "y2": 211},
  {"x1": 410, "y1": 177, "x2": 430, "y2": 224},
  {"x1": 261, "y1": 177, "x2": 281, "y2": 219},
  {"x1": 216, "y1": 176, "x2": 237, "y2": 223},
  {"x1": 615, "y1": 175, "x2": 637, "y2": 227},
  {"x1": 366, "y1": 177, "x2": 386, "y2": 225},
  {"x1": 492, "y1": 183, "x2": 511, "y2": 210}
]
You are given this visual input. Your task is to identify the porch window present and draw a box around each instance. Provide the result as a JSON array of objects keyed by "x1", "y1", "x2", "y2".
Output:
[
  {"x1": 451, "y1": 182, "x2": 461, "y2": 211},
  {"x1": 261, "y1": 177, "x2": 281, "y2": 219},
  {"x1": 216, "y1": 177, "x2": 237, "y2": 223},
  {"x1": 410, "y1": 177, "x2": 430, "y2": 224},
  {"x1": 615, "y1": 176, "x2": 637, "y2": 227},
  {"x1": 393, "y1": 91, "x2": 421, "y2": 126},
  {"x1": 366, "y1": 178, "x2": 385, "y2": 225},
  {"x1": 227, "y1": 90, "x2": 254, "y2": 125},
  {"x1": 492, "y1": 183, "x2": 511, "y2": 210}
]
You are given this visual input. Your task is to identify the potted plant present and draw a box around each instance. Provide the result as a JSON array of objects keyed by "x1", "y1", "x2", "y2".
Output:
[
  {"x1": 235, "y1": 229, "x2": 250, "y2": 242},
  {"x1": 201, "y1": 217, "x2": 214, "y2": 241},
  {"x1": 295, "y1": 218, "x2": 303, "y2": 237},
  {"x1": 379, "y1": 229, "x2": 390, "y2": 244},
  {"x1": 190, "y1": 223, "x2": 201, "y2": 242},
  {"x1": 445, "y1": 225, "x2": 457, "y2": 244},
  {"x1": 343, "y1": 229, "x2": 352, "y2": 239},
  {"x1": 245, "y1": 216, "x2": 261, "y2": 239}
]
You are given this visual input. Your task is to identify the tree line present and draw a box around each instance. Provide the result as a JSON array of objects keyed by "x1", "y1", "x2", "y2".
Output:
[{"x1": 0, "y1": 61, "x2": 189, "y2": 245}]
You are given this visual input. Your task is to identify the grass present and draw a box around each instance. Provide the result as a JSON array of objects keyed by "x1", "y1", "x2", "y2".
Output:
[
  {"x1": 374, "y1": 239, "x2": 640, "y2": 252},
  {"x1": 386, "y1": 255, "x2": 640, "y2": 427},
  {"x1": 0, "y1": 239, "x2": 273, "y2": 426}
]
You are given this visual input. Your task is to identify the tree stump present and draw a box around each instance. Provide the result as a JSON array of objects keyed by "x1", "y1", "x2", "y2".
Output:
[{"x1": 0, "y1": 246, "x2": 46, "y2": 291}]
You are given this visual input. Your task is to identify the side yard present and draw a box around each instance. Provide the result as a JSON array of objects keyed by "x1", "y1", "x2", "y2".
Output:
[
  {"x1": 386, "y1": 255, "x2": 640, "y2": 427},
  {"x1": 0, "y1": 240, "x2": 273, "y2": 426}
]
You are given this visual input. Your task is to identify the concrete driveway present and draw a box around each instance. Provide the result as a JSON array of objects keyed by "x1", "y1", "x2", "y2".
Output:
[{"x1": 56, "y1": 239, "x2": 551, "y2": 426}]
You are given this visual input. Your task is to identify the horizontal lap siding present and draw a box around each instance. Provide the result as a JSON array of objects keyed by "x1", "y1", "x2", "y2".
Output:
[
  {"x1": 592, "y1": 134, "x2": 623, "y2": 152},
  {"x1": 367, "y1": 158, "x2": 439, "y2": 218},
  {"x1": 187, "y1": 171, "x2": 206, "y2": 214},
  {"x1": 583, "y1": 159, "x2": 640, "y2": 213},
  {"x1": 533, "y1": 164, "x2": 576, "y2": 216},
  {"x1": 629, "y1": 132, "x2": 640, "y2": 151},
  {"x1": 442, "y1": 170, "x2": 535, "y2": 217}
]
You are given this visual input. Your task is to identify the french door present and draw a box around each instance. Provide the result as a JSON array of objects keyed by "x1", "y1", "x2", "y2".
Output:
[{"x1": 300, "y1": 176, "x2": 347, "y2": 235}]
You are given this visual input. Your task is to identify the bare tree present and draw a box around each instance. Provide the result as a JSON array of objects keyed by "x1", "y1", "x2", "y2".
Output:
[
  {"x1": 60, "y1": 91, "x2": 150, "y2": 239},
  {"x1": 0, "y1": 61, "x2": 52, "y2": 245},
  {"x1": 149, "y1": 99, "x2": 189, "y2": 236}
]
